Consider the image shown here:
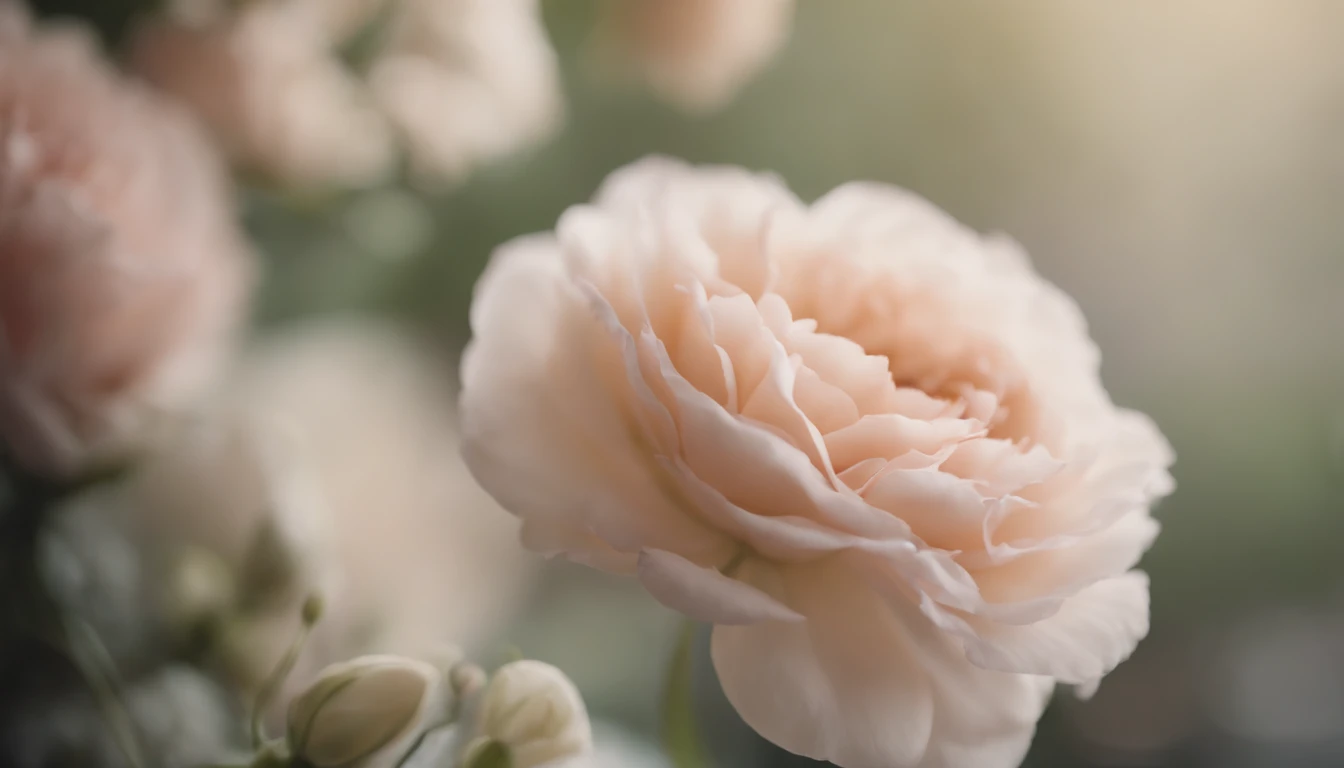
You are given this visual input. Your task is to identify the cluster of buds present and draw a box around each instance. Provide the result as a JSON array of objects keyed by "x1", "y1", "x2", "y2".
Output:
[
  {"x1": 280, "y1": 654, "x2": 590, "y2": 768},
  {"x1": 236, "y1": 599, "x2": 592, "y2": 768}
]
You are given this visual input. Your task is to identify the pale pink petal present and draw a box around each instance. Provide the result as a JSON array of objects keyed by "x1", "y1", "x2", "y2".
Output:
[
  {"x1": 826, "y1": 414, "x2": 978, "y2": 472},
  {"x1": 661, "y1": 453, "x2": 915, "y2": 562},
  {"x1": 665, "y1": 375, "x2": 904, "y2": 541},
  {"x1": 791, "y1": 364, "x2": 859, "y2": 434},
  {"x1": 520, "y1": 519, "x2": 637, "y2": 574},
  {"x1": 637, "y1": 549, "x2": 802, "y2": 624},
  {"x1": 461, "y1": 236, "x2": 731, "y2": 566},
  {"x1": 712, "y1": 561, "x2": 935, "y2": 768},
  {"x1": 928, "y1": 572, "x2": 1151, "y2": 684},
  {"x1": 970, "y1": 511, "x2": 1160, "y2": 608},
  {"x1": 705, "y1": 292, "x2": 775, "y2": 406},
  {"x1": 941, "y1": 439, "x2": 1064, "y2": 497},
  {"x1": 836, "y1": 456, "x2": 886, "y2": 490},
  {"x1": 865, "y1": 469, "x2": 990, "y2": 551},
  {"x1": 879, "y1": 582, "x2": 1056, "y2": 768}
]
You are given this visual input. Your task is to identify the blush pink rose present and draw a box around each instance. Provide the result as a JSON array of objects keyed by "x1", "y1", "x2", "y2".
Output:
[
  {"x1": 0, "y1": 10, "x2": 253, "y2": 476},
  {"x1": 460, "y1": 157, "x2": 1174, "y2": 768}
]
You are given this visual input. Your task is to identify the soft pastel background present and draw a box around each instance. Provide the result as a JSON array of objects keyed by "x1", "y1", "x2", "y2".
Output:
[{"x1": 26, "y1": 1, "x2": 1344, "y2": 766}]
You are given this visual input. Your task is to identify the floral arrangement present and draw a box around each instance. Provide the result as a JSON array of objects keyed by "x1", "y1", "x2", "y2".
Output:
[{"x1": 0, "y1": 2, "x2": 1176, "y2": 768}]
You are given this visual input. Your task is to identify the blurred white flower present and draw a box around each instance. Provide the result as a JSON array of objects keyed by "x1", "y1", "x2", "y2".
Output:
[
  {"x1": 288, "y1": 655, "x2": 455, "y2": 768},
  {"x1": 461, "y1": 660, "x2": 592, "y2": 768},
  {"x1": 134, "y1": 0, "x2": 561, "y2": 189},
  {"x1": 119, "y1": 319, "x2": 537, "y2": 709},
  {"x1": 0, "y1": 6, "x2": 253, "y2": 477},
  {"x1": 595, "y1": 0, "x2": 794, "y2": 112},
  {"x1": 370, "y1": 0, "x2": 563, "y2": 186},
  {"x1": 131, "y1": 1, "x2": 395, "y2": 188}
]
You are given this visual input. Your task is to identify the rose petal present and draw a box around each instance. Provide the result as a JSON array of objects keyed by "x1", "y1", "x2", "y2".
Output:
[
  {"x1": 825, "y1": 414, "x2": 978, "y2": 472},
  {"x1": 461, "y1": 236, "x2": 731, "y2": 567},
  {"x1": 927, "y1": 572, "x2": 1151, "y2": 684},
  {"x1": 637, "y1": 549, "x2": 802, "y2": 624},
  {"x1": 711, "y1": 560, "x2": 935, "y2": 768},
  {"x1": 865, "y1": 468, "x2": 990, "y2": 551}
]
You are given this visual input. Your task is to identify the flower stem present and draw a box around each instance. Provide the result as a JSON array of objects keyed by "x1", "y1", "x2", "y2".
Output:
[
  {"x1": 661, "y1": 621, "x2": 710, "y2": 768},
  {"x1": 64, "y1": 615, "x2": 147, "y2": 768},
  {"x1": 461, "y1": 740, "x2": 512, "y2": 768},
  {"x1": 250, "y1": 595, "x2": 324, "y2": 749}
]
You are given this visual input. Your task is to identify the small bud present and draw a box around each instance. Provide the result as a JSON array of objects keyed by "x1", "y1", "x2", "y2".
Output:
[
  {"x1": 451, "y1": 663, "x2": 488, "y2": 699},
  {"x1": 300, "y1": 593, "x2": 324, "y2": 626},
  {"x1": 287, "y1": 655, "x2": 448, "y2": 768},
  {"x1": 461, "y1": 660, "x2": 592, "y2": 768}
]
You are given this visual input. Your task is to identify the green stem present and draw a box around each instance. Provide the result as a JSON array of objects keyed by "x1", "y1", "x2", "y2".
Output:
[
  {"x1": 65, "y1": 616, "x2": 147, "y2": 768},
  {"x1": 661, "y1": 621, "x2": 710, "y2": 768},
  {"x1": 461, "y1": 741, "x2": 512, "y2": 768},
  {"x1": 250, "y1": 595, "x2": 323, "y2": 748}
]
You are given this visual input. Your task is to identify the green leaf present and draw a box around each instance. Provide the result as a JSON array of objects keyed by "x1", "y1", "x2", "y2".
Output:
[{"x1": 661, "y1": 621, "x2": 710, "y2": 768}]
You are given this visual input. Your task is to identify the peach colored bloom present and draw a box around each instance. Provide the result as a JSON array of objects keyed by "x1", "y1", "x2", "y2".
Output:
[
  {"x1": 131, "y1": 2, "x2": 395, "y2": 188},
  {"x1": 597, "y1": 0, "x2": 794, "y2": 112},
  {"x1": 0, "y1": 11, "x2": 253, "y2": 476},
  {"x1": 460, "y1": 158, "x2": 1174, "y2": 768}
]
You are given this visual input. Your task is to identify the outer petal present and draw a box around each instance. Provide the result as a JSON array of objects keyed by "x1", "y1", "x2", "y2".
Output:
[
  {"x1": 712, "y1": 556, "x2": 1052, "y2": 768},
  {"x1": 954, "y1": 572, "x2": 1151, "y2": 685},
  {"x1": 589, "y1": 155, "x2": 803, "y2": 298},
  {"x1": 915, "y1": 566, "x2": 1151, "y2": 687},
  {"x1": 917, "y1": 668, "x2": 1053, "y2": 768},
  {"x1": 460, "y1": 235, "x2": 730, "y2": 567},
  {"x1": 637, "y1": 549, "x2": 802, "y2": 624},
  {"x1": 711, "y1": 560, "x2": 934, "y2": 768},
  {"x1": 897, "y1": 592, "x2": 1055, "y2": 768}
]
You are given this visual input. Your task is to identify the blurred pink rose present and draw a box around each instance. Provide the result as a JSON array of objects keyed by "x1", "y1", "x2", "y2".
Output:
[
  {"x1": 0, "y1": 10, "x2": 253, "y2": 476},
  {"x1": 598, "y1": 0, "x2": 794, "y2": 112},
  {"x1": 461, "y1": 157, "x2": 1174, "y2": 768},
  {"x1": 131, "y1": 2, "x2": 395, "y2": 188}
]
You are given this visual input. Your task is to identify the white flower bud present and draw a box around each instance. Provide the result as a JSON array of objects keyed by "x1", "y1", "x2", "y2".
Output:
[
  {"x1": 462, "y1": 660, "x2": 592, "y2": 768},
  {"x1": 287, "y1": 655, "x2": 449, "y2": 768}
]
